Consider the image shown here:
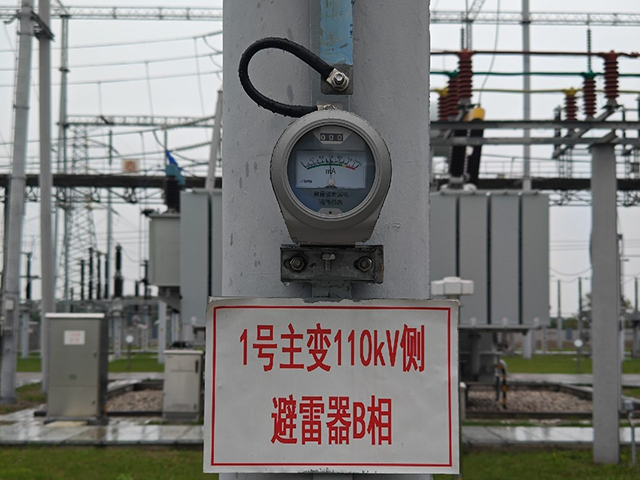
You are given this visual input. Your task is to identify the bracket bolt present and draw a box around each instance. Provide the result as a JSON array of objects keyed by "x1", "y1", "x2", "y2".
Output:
[
  {"x1": 327, "y1": 69, "x2": 350, "y2": 92},
  {"x1": 357, "y1": 257, "x2": 373, "y2": 272},
  {"x1": 322, "y1": 253, "x2": 336, "y2": 271},
  {"x1": 289, "y1": 256, "x2": 305, "y2": 272}
]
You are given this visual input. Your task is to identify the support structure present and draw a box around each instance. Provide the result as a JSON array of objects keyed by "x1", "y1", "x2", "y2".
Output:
[
  {"x1": 223, "y1": 1, "x2": 430, "y2": 479},
  {"x1": 206, "y1": 91, "x2": 223, "y2": 190},
  {"x1": 591, "y1": 142, "x2": 621, "y2": 464},
  {"x1": 0, "y1": 0, "x2": 35, "y2": 404},
  {"x1": 38, "y1": 0, "x2": 55, "y2": 393},
  {"x1": 522, "y1": 0, "x2": 532, "y2": 190},
  {"x1": 157, "y1": 300, "x2": 167, "y2": 364}
]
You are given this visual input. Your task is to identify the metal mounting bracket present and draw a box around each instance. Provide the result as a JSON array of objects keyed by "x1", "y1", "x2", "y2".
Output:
[{"x1": 281, "y1": 245, "x2": 384, "y2": 293}]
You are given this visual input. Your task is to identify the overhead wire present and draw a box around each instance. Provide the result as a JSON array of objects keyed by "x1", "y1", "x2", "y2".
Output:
[
  {"x1": 477, "y1": 0, "x2": 501, "y2": 104},
  {"x1": 0, "y1": 29, "x2": 223, "y2": 54}
]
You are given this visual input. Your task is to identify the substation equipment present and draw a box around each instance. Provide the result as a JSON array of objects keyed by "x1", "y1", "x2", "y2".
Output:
[
  {"x1": 46, "y1": 313, "x2": 108, "y2": 424},
  {"x1": 238, "y1": 37, "x2": 391, "y2": 294},
  {"x1": 162, "y1": 349, "x2": 204, "y2": 421}
]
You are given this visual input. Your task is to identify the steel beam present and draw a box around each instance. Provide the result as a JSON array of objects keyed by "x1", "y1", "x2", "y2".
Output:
[
  {"x1": 64, "y1": 115, "x2": 215, "y2": 128},
  {"x1": 431, "y1": 136, "x2": 640, "y2": 147},
  {"x1": 431, "y1": 120, "x2": 640, "y2": 130},
  {"x1": 0, "y1": 6, "x2": 222, "y2": 21},
  {"x1": 431, "y1": 10, "x2": 640, "y2": 26}
]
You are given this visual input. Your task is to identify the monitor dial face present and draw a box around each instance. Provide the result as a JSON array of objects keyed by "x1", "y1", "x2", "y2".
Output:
[{"x1": 286, "y1": 125, "x2": 376, "y2": 217}]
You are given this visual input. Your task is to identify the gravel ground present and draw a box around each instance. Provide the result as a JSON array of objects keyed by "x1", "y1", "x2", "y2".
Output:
[
  {"x1": 467, "y1": 389, "x2": 592, "y2": 412},
  {"x1": 107, "y1": 390, "x2": 163, "y2": 412}
]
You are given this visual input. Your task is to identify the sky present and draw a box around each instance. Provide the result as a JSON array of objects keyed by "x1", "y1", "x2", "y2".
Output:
[{"x1": 0, "y1": 0, "x2": 639, "y2": 316}]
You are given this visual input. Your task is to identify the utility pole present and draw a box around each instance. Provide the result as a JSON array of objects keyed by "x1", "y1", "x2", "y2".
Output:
[
  {"x1": 522, "y1": 0, "x2": 532, "y2": 190},
  {"x1": 206, "y1": 90, "x2": 223, "y2": 190},
  {"x1": 38, "y1": 0, "x2": 55, "y2": 393},
  {"x1": 0, "y1": 0, "x2": 35, "y2": 404},
  {"x1": 96, "y1": 251, "x2": 101, "y2": 300},
  {"x1": 591, "y1": 143, "x2": 621, "y2": 464},
  {"x1": 57, "y1": 13, "x2": 70, "y2": 305},
  {"x1": 80, "y1": 260, "x2": 85, "y2": 301},
  {"x1": 578, "y1": 276, "x2": 583, "y2": 344},
  {"x1": 223, "y1": 2, "x2": 430, "y2": 480},
  {"x1": 105, "y1": 130, "x2": 113, "y2": 299},
  {"x1": 557, "y1": 279, "x2": 563, "y2": 350},
  {"x1": 88, "y1": 248, "x2": 94, "y2": 300}
]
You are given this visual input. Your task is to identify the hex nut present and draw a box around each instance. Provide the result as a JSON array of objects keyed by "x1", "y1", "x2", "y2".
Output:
[
  {"x1": 289, "y1": 256, "x2": 305, "y2": 272},
  {"x1": 357, "y1": 257, "x2": 373, "y2": 272}
]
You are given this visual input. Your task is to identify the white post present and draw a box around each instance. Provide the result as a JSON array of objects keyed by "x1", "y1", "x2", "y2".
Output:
[
  {"x1": 0, "y1": 0, "x2": 34, "y2": 404},
  {"x1": 158, "y1": 300, "x2": 167, "y2": 364},
  {"x1": 38, "y1": 0, "x2": 55, "y2": 394},
  {"x1": 591, "y1": 143, "x2": 621, "y2": 464},
  {"x1": 113, "y1": 315, "x2": 122, "y2": 359},
  {"x1": 223, "y1": 2, "x2": 431, "y2": 480},
  {"x1": 20, "y1": 309, "x2": 30, "y2": 359},
  {"x1": 206, "y1": 90, "x2": 223, "y2": 190},
  {"x1": 522, "y1": 331, "x2": 533, "y2": 359},
  {"x1": 522, "y1": 0, "x2": 532, "y2": 190}
]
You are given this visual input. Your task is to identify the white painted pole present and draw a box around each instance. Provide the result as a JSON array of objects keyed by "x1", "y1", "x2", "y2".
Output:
[
  {"x1": 157, "y1": 300, "x2": 167, "y2": 364},
  {"x1": 0, "y1": 0, "x2": 34, "y2": 404},
  {"x1": 522, "y1": 0, "x2": 532, "y2": 190},
  {"x1": 20, "y1": 309, "x2": 30, "y2": 359},
  {"x1": 38, "y1": 0, "x2": 55, "y2": 394},
  {"x1": 206, "y1": 90, "x2": 223, "y2": 190},
  {"x1": 591, "y1": 143, "x2": 621, "y2": 464},
  {"x1": 223, "y1": 2, "x2": 431, "y2": 479}
]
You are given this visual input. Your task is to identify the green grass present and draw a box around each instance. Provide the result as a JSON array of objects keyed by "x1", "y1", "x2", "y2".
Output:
[
  {"x1": 623, "y1": 388, "x2": 640, "y2": 398},
  {"x1": 504, "y1": 354, "x2": 640, "y2": 375},
  {"x1": 108, "y1": 353, "x2": 164, "y2": 373},
  {"x1": 435, "y1": 448, "x2": 640, "y2": 479},
  {"x1": 16, "y1": 353, "x2": 164, "y2": 373},
  {"x1": 0, "y1": 448, "x2": 638, "y2": 480},
  {"x1": 0, "y1": 447, "x2": 212, "y2": 480},
  {"x1": 0, "y1": 383, "x2": 46, "y2": 415}
]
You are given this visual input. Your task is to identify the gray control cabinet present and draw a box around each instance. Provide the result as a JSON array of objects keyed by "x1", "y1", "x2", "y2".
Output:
[
  {"x1": 162, "y1": 350, "x2": 203, "y2": 420},
  {"x1": 47, "y1": 313, "x2": 108, "y2": 424},
  {"x1": 149, "y1": 213, "x2": 181, "y2": 287},
  {"x1": 180, "y1": 189, "x2": 222, "y2": 331}
]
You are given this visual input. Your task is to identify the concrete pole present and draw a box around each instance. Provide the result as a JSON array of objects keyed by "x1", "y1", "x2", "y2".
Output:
[
  {"x1": 158, "y1": 300, "x2": 167, "y2": 364},
  {"x1": 557, "y1": 279, "x2": 563, "y2": 350},
  {"x1": 522, "y1": 0, "x2": 532, "y2": 190},
  {"x1": 522, "y1": 330, "x2": 533, "y2": 359},
  {"x1": 223, "y1": 2, "x2": 431, "y2": 480},
  {"x1": 0, "y1": 0, "x2": 35, "y2": 404},
  {"x1": 38, "y1": 0, "x2": 55, "y2": 393},
  {"x1": 20, "y1": 309, "x2": 29, "y2": 359},
  {"x1": 206, "y1": 90, "x2": 223, "y2": 190},
  {"x1": 105, "y1": 131, "x2": 113, "y2": 299},
  {"x1": 113, "y1": 315, "x2": 122, "y2": 359},
  {"x1": 591, "y1": 143, "x2": 621, "y2": 464}
]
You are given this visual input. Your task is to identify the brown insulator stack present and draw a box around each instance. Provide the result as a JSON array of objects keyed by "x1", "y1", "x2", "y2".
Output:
[
  {"x1": 602, "y1": 51, "x2": 620, "y2": 105},
  {"x1": 436, "y1": 88, "x2": 448, "y2": 121},
  {"x1": 445, "y1": 75, "x2": 460, "y2": 119},
  {"x1": 457, "y1": 50, "x2": 473, "y2": 103},
  {"x1": 563, "y1": 88, "x2": 579, "y2": 121},
  {"x1": 582, "y1": 75, "x2": 597, "y2": 118}
]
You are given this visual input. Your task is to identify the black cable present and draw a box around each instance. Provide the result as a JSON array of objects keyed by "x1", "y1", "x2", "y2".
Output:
[{"x1": 239, "y1": 37, "x2": 335, "y2": 118}]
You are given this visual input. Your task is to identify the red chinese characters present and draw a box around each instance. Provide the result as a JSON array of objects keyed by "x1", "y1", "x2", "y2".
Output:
[
  {"x1": 271, "y1": 395, "x2": 391, "y2": 446},
  {"x1": 241, "y1": 324, "x2": 426, "y2": 373}
]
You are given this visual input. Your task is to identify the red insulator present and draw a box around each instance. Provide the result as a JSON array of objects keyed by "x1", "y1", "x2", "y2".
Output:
[
  {"x1": 602, "y1": 51, "x2": 620, "y2": 104},
  {"x1": 446, "y1": 76, "x2": 459, "y2": 119},
  {"x1": 437, "y1": 91, "x2": 447, "y2": 121},
  {"x1": 564, "y1": 90, "x2": 578, "y2": 121},
  {"x1": 582, "y1": 77, "x2": 597, "y2": 118},
  {"x1": 457, "y1": 50, "x2": 474, "y2": 102}
]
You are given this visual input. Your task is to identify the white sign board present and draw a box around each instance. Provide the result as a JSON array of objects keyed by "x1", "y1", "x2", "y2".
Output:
[
  {"x1": 64, "y1": 330, "x2": 86, "y2": 346},
  {"x1": 204, "y1": 297, "x2": 459, "y2": 475}
]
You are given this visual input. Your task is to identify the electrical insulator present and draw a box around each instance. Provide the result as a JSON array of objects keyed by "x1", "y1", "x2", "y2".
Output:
[
  {"x1": 582, "y1": 75, "x2": 597, "y2": 118},
  {"x1": 446, "y1": 75, "x2": 460, "y2": 119},
  {"x1": 602, "y1": 51, "x2": 620, "y2": 106},
  {"x1": 457, "y1": 50, "x2": 473, "y2": 103},
  {"x1": 436, "y1": 88, "x2": 448, "y2": 121},
  {"x1": 563, "y1": 88, "x2": 579, "y2": 121}
]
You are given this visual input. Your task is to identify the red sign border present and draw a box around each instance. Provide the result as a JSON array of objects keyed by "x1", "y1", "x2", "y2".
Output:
[{"x1": 210, "y1": 304, "x2": 453, "y2": 469}]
